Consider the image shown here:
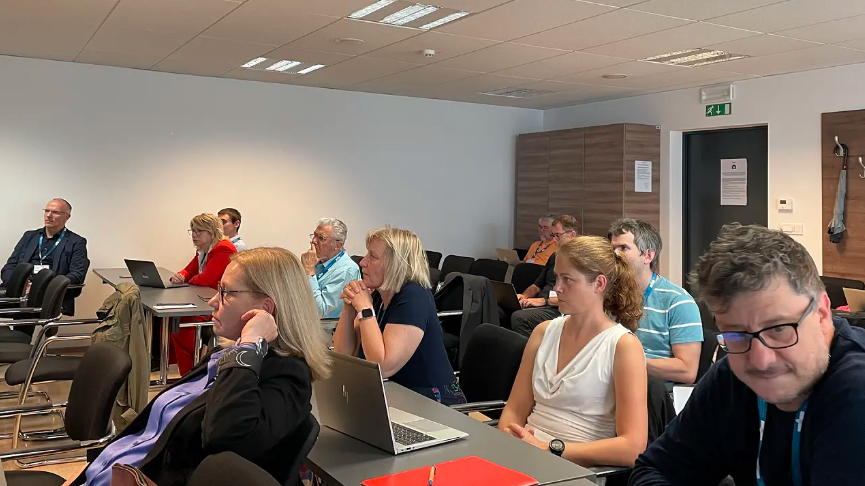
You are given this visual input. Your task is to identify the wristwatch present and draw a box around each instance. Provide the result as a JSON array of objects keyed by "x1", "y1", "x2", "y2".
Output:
[
  {"x1": 549, "y1": 439, "x2": 565, "y2": 456},
  {"x1": 360, "y1": 308, "x2": 376, "y2": 321},
  {"x1": 239, "y1": 336, "x2": 269, "y2": 357}
]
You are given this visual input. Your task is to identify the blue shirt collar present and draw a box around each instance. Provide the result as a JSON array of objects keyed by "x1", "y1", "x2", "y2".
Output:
[{"x1": 316, "y1": 250, "x2": 344, "y2": 269}]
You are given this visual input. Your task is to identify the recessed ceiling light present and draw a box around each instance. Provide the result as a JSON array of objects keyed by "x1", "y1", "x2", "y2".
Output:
[
  {"x1": 419, "y1": 11, "x2": 469, "y2": 29},
  {"x1": 266, "y1": 60, "x2": 302, "y2": 72},
  {"x1": 642, "y1": 48, "x2": 749, "y2": 67},
  {"x1": 381, "y1": 4, "x2": 438, "y2": 25},
  {"x1": 349, "y1": 0, "x2": 397, "y2": 19},
  {"x1": 297, "y1": 64, "x2": 325, "y2": 75},
  {"x1": 334, "y1": 37, "x2": 365, "y2": 45},
  {"x1": 241, "y1": 57, "x2": 267, "y2": 68},
  {"x1": 602, "y1": 74, "x2": 628, "y2": 79}
]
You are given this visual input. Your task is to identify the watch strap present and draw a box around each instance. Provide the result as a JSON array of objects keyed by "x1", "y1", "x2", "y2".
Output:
[{"x1": 216, "y1": 339, "x2": 266, "y2": 378}]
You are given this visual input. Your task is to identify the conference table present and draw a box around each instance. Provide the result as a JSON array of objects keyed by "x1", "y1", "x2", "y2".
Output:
[
  {"x1": 92, "y1": 268, "x2": 216, "y2": 386},
  {"x1": 306, "y1": 381, "x2": 597, "y2": 486}
]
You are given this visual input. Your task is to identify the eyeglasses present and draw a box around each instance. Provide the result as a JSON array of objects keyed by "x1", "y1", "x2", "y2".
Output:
[
  {"x1": 43, "y1": 209, "x2": 69, "y2": 217},
  {"x1": 216, "y1": 283, "x2": 265, "y2": 305},
  {"x1": 717, "y1": 298, "x2": 816, "y2": 354},
  {"x1": 188, "y1": 229, "x2": 205, "y2": 236},
  {"x1": 310, "y1": 233, "x2": 329, "y2": 242}
]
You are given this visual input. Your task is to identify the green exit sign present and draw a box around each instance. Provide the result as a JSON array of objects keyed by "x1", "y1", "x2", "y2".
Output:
[{"x1": 706, "y1": 103, "x2": 732, "y2": 117}]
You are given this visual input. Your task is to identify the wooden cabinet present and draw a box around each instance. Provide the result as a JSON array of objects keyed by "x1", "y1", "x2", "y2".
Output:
[{"x1": 515, "y1": 123, "x2": 660, "y2": 248}]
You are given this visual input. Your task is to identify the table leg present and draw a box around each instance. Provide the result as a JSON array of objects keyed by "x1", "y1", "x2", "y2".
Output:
[
  {"x1": 144, "y1": 309, "x2": 153, "y2": 356},
  {"x1": 159, "y1": 317, "x2": 170, "y2": 386}
]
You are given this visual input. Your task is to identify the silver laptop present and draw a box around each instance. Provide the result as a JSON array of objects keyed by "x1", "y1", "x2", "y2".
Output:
[
  {"x1": 496, "y1": 248, "x2": 522, "y2": 266},
  {"x1": 124, "y1": 259, "x2": 188, "y2": 289},
  {"x1": 315, "y1": 352, "x2": 468, "y2": 454}
]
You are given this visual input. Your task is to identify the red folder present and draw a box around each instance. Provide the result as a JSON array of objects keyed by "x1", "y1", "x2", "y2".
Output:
[{"x1": 361, "y1": 456, "x2": 538, "y2": 486}]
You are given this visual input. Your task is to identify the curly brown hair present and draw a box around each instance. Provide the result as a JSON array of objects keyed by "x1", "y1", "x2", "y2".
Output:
[{"x1": 558, "y1": 236, "x2": 643, "y2": 330}]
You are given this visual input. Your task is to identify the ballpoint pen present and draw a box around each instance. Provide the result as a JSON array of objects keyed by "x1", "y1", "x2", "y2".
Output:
[{"x1": 428, "y1": 465, "x2": 436, "y2": 486}]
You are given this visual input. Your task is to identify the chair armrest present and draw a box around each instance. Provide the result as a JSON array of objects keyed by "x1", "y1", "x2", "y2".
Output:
[
  {"x1": 0, "y1": 307, "x2": 40, "y2": 315},
  {"x1": 68, "y1": 284, "x2": 85, "y2": 290},
  {"x1": 55, "y1": 317, "x2": 107, "y2": 326},
  {"x1": 0, "y1": 296, "x2": 26, "y2": 304},
  {"x1": 0, "y1": 289, "x2": 5, "y2": 297},
  {"x1": 437, "y1": 310, "x2": 463, "y2": 318},
  {"x1": 589, "y1": 466, "x2": 633, "y2": 478},
  {"x1": 0, "y1": 316, "x2": 60, "y2": 328},
  {"x1": 179, "y1": 321, "x2": 214, "y2": 328},
  {"x1": 449, "y1": 400, "x2": 506, "y2": 413}
]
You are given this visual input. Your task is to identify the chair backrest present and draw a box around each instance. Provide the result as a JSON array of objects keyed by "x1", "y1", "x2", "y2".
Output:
[
  {"x1": 65, "y1": 342, "x2": 133, "y2": 440},
  {"x1": 189, "y1": 452, "x2": 281, "y2": 486},
  {"x1": 514, "y1": 248, "x2": 529, "y2": 261},
  {"x1": 429, "y1": 267, "x2": 441, "y2": 290},
  {"x1": 821, "y1": 275, "x2": 865, "y2": 308},
  {"x1": 426, "y1": 250, "x2": 443, "y2": 269},
  {"x1": 696, "y1": 329, "x2": 719, "y2": 382},
  {"x1": 351, "y1": 255, "x2": 363, "y2": 266},
  {"x1": 511, "y1": 262, "x2": 544, "y2": 294},
  {"x1": 40, "y1": 275, "x2": 70, "y2": 320},
  {"x1": 26, "y1": 268, "x2": 56, "y2": 308},
  {"x1": 469, "y1": 259, "x2": 508, "y2": 283},
  {"x1": 646, "y1": 375, "x2": 676, "y2": 445},
  {"x1": 3, "y1": 263, "x2": 33, "y2": 298},
  {"x1": 440, "y1": 255, "x2": 474, "y2": 282},
  {"x1": 459, "y1": 324, "x2": 528, "y2": 402}
]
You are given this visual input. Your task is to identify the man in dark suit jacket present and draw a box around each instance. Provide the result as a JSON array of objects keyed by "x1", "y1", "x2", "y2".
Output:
[{"x1": 0, "y1": 198, "x2": 90, "y2": 316}]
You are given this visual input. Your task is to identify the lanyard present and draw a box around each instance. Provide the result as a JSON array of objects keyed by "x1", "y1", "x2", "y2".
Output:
[
  {"x1": 531, "y1": 240, "x2": 554, "y2": 258},
  {"x1": 316, "y1": 250, "x2": 345, "y2": 279},
  {"x1": 756, "y1": 398, "x2": 808, "y2": 486},
  {"x1": 230, "y1": 235, "x2": 242, "y2": 244},
  {"x1": 38, "y1": 228, "x2": 66, "y2": 264},
  {"x1": 643, "y1": 273, "x2": 658, "y2": 301}
]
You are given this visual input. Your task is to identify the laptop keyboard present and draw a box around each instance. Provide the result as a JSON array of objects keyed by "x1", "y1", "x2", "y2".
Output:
[{"x1": 392, "y1": 423, "x2": 436, "y2": 446}]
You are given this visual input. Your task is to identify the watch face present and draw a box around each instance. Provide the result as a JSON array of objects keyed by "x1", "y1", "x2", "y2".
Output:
[
  {"x1": 550, "y1": 439, "x2": 565, "y2": 454},
  {"x1": 361, "y1": 308, "x2": 374, "y2": 319}
]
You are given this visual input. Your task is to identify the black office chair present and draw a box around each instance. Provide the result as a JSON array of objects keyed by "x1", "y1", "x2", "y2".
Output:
[
  {"x1": 2, "y1": 342, "x2": 131, "y2": 476},
  {"x1": 351, "y1": 255, "x2": 363, "y2": 266},
  {"x1": 696, "y1": 329, "x2": 719, "y2": 383},
  {"x1": 189, "y1": 452, "x2": 281, "y2": 486},
  {"x1": 0, "y1": 263, "x2": 33, "y2": 301},
  {"x1": 469, "y1": 259, "x2": 508, "y2": 283},
  {"x1": 514, "y1": 248, "x2": 529, "y2": 261},
  {"x1": 511, "y1": 262, "x2": 544, "y2": 294},
  {"x1": 439, "y1": 255, "x2": 474, "y2": 283},
  {"x1": 426, "y1": 251, "x2": 443, "y2": 270},
  {"x1": 429, "y1": 267, "x2": 441, "y2": 291},
  {"x1": 0, "y1": 268, "x2": 55, "y2": 344},
  {"x1": 820, "y1": 275, "x2": 865, "y2": 308}
]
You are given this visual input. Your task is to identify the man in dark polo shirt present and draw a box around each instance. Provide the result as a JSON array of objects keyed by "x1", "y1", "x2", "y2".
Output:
[{"x1": 1, "y1": 198, "x2": 90, "y2": 319}]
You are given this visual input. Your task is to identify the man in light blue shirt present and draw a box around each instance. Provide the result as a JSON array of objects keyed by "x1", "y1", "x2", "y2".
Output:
[
  {"x1": 610, "y1": 219, "x2": 703, "y2": 384},
  {"x1": 219, "y1": 208, "x2": 248, "y2": 251},
  {"x1": 302, "y1": 218, "x2": 360, "y2": 319}
]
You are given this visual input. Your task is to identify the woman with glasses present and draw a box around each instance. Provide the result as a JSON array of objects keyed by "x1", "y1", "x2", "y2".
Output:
[
  {"x1": 65, "y1": 247, "x2": 331, "y2": 486},
  {"x1": 333, "y1": 226, "x2": 465, "y2": 405},
  {"x1": 168, "y1": 213, "x2": 237, "y2": 374}
]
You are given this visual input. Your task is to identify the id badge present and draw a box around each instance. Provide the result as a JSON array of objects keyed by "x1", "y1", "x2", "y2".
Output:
[
  {"x1": 33, "y1": 265, "x2": 49, "y2": 274},
  {"x1": 526, "y1": 258, "x2": 535, "y2": 264}
]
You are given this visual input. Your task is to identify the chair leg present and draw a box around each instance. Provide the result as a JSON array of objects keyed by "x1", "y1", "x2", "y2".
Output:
[{"x1": 193, "y1": 325, "x2": 203, "y2": 367}]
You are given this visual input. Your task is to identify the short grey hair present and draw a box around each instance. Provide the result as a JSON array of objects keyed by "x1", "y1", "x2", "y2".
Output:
[
  {"x1": 688, "y1": 224, "x2": 824, "y2": 313},
  {"x1": 608, "y1": 218, "x2": 662, "y2": 273},
  {"x1": 539, "y1": 214, "x2": 556, "y2": 225},
  {"x1": 317, "y1": 218, "x2": 348, "y2": 243}
]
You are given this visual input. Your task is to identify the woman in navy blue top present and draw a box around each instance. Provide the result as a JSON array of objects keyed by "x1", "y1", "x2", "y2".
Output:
[{"x1": 334, "y1": 226, "x2": 465, "y2": 405}]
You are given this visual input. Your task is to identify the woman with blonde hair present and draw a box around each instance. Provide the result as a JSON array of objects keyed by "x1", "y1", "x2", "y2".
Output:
[
  {"x1": 67, "y1": 247, "x2": 330, "y2": 486},
  {"x1": 334, "y1": 226, "x2": 465, "y2": 405},
  {"x1": 499, "y1": 236, "x2": 648, "y2": 467},
  {"x1": 169, "y1": 213, "x2": 237, "y2": 374}
]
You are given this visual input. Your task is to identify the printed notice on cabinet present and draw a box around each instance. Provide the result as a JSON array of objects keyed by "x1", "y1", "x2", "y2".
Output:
[
  {"x1": 635, "y1": 160, "x2": 652, "y2": 193},
  {"x1": 721, "y1": 158, "x2": 747, "y2": 206}
]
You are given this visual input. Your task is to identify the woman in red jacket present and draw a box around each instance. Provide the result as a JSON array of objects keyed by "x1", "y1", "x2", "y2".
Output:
[{"x1": 169, "y1": 213, "x2": 237, "y2": 374}]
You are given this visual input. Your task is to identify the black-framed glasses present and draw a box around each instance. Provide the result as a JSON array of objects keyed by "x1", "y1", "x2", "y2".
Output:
[
  {"x1": 216, "y1": 283, "x2": 264, "y2": 305},
  {"x1": 717, "y1": 298, "x2": 816, "y2": 354},
  {"x1": 188, "y1": 229, "x2": 204, "y2": 236}
]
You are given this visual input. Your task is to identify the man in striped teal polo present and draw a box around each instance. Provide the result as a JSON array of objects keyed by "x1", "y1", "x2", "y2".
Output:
[{"x1": 609, "y1": 219, "x2": 703, "y2": 384}]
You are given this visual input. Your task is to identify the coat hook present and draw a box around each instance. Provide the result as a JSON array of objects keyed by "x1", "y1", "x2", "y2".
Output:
[
  {"x1": 835, "y1": 136, "x2": 848, "y2": 157},
  {"x1": 858, "y1": 156, "x2": 865, "y2": 179}
]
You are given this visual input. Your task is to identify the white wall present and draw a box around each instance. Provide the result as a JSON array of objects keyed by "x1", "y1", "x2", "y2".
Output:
[
  {"x1": 544, "y1": 61, "x2": 865, "y2": 285},
  {"x1": 0, "y1": 55, "x2": 542, "y2": 318}
]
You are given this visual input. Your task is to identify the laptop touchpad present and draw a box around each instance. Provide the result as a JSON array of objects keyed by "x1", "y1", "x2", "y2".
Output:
[{"x1": 405, "y1": 419, "x2": 447, "y2": 433}]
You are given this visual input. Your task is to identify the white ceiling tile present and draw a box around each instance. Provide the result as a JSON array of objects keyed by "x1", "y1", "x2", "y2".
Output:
[
  {"x1": 351, "y1": 64, "x2": 482, "y2": 89},
  {"x1": 105, "y1": 0, "x2": 242, "y2": 35},
  {"x1": 714, "y1": 44, "x2": 865, "y2": 76},
  {"x1": 555, "y1": 60, "x2": 683, "y2": 83},
  {"x1": 709, "y1": 0, "x2": 865, "y2": 33},
  {"x1": 628, "y1": 0, "x2": 789, "y2": 21},
  {"x1": 203, "y1": 4, "x2": 338, "y2": 46},
  {"x1": 75, "y1": 49, "x2": 165, "y2": 70},
  {"x1": 586, "y1": 0, "x2": 652, "y2": 6},
  {"x1": 776, "y1": 14, "x2": 865, "y2": 44},
  {"x1": 705, "y1": 34, "x2": 821, "y2": 57},
  {"x1": 78, "y1": 24, "x2": 193, "y2": 64},
  {"x1": 602, "y1": 66, "x2": 752, "y2": 90},
  {"x1": 437, "y1": 0, "x2": 616, "y2": 42},
  {"x1": 222, "y1": 67, "x2": 297, "y2": 84},
  {"x1": 0, "y1": 0, "x2": 120, "y2": 24},
  {"x1": 287, "y1": 56, "x2": 421, "y2": 88},
  {"x1": 365, "y1": 32, "x2": 499, "y2": 64},
  {"x1": 434, "y1": 42, "x2": 567, "y2": 73},
  {"x1": 285, "y1": 19, "x2": 421, "y2": 56},
  {"x1": 494, "y1": 51, "x2": 629, "y2": 79},
  {"x1": 836, "y1": 38, "x2": 865, "y2": 51},
  {"x1": 152, "y1": 36, "x2": 278, "y2": 77},
  {"x1": 260, "y1": 46, "x2": 354, "y2": 66},
  {"x1": 244, "y1": 0, "x2": 376, "y2": 17},
  {"x1": 429, "y1": 73, "x2": 542, "y2": 93},
  {"x1": 518, "y1": 8, "x2": 692, "y2": 51},
  {"x1": 585, "y1": 21, "x2": 760, "y2": 59},
  {"x1": 0, "y1": 18, "x2": 99, "y2": 61},
  {"x1": 428, "y1": 0, "x2": 512, "y2": 12}
]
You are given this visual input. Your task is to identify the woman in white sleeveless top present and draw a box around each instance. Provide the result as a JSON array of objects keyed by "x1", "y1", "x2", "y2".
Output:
[{"x1": 498, "y1": 235, "x2": 648, "y2": 467}]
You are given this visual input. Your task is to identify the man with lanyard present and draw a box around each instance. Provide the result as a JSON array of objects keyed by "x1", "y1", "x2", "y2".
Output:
[
  {"x1": 301, "y1": 218, "x2": 360, "y2": 319},
  {"x1": 609, "y1": 218, "x2": 703, "y2": 384},
  {"x1": 630, "y1": 223, "x2": 865, "y2": 486},
  {"x1": 218, "y1": 208, "x2": 248, "y2": 251},
  {"x1": 1, "y1": 198, "x2": 90, "y2": 319},
  {"x1": 523, "y1": 215, "x2": 557, "y2": 266}
]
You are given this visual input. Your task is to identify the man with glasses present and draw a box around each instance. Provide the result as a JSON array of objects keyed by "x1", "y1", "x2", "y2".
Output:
[
  {"x1": 1, "y1": 198, "x2": 90, "y2": 317},
  {"x1": 511, "y1": 215, "x2": 578, "y2": 336},
  {"x1": 630, "y1": 224, "x2": 865, "y2": 486},
  {"x1": 523, "y1": 215, "x2": 557, "y2": 266},
  {"x1": 301, "y1": 218, "x2": 359, "y2": 319}
]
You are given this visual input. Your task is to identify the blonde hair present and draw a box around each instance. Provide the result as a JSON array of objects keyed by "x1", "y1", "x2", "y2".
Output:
[
  {"x1": 366, "y1": 226, "x2": 431, "y2": 292},
  {"x1": 558, "y1": 236, "x2": 643, "y2": 331},
  {"x1": 231, "y1": 247, "x2": 332, "y2": 381},
  {"x1": 190, "y1": 213, "x2": 226, "y2": 252}
]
